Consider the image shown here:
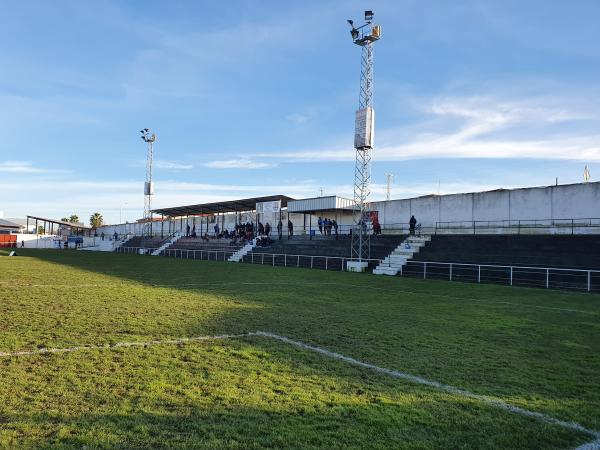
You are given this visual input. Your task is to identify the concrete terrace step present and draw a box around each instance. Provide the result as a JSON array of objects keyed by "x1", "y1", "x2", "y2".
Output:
[
  {"x1": 373, "y1": 267, "x2": 400, "y2": 276},
  {"x1": 374, "y1": 235, "x2": 431, "y2": 276}
]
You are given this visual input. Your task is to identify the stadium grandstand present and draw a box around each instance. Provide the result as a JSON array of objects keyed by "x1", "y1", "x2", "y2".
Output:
[
  {"x1": 12, "y1": 181, "x2": 600, "y2": 291},
  {"x1": 85, "y1": 180, "x2": 600, "y2": 292}
]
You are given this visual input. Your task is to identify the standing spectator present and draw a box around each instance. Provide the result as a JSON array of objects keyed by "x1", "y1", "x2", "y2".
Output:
[
  {"x1": 277, "y1": 220, "x2": 283, "y2": 240},
  {"x1": 409, "y1": 215, "x2": 417, "y2": 235},
  {"x1": 333, "y1": 220, "x2": 338, "y2": 239},
  {"x1": 114, "y1": 232, "x2": 118, "y2": 241},
  {"x1": 21, "y1": 240, "x2": 25, "y2": 248},
  {"x1": 258, "y1": 222, "x2": 264, "y2": 236},
  {"x1": 186, "y1": 224, "x2": 190, "y2": 237},
  {"x1": 191, "y1": 225, "x2": 196, "y2": 238},
  {"x1": 265, "y1": 222, "x2": 271, "y2": 237},
  {"x1": 101, "y1": 232, "x2": 105, "y2": 241},
  {"x1": 214, "y1": 223, "x2": 220, "y2": 236},
  {"x1": 318, "y1": 217, "x2": 323, "y2": 234},
  {"x1": 287, "y1": 219, "x2": 293, "y2": 239}
]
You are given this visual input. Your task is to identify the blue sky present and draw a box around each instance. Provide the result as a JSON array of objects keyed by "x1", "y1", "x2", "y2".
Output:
[{"x1": 1, "y1": 0, "x2": 599, "y2": 224}]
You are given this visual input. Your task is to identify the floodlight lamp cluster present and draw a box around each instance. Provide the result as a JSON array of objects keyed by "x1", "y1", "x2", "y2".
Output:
[
  {"x1": 139, "y1": 128, "x2": 156, "y2": 143},
  {"x1": 347, "y1": 10, "x2": 380, "y2": 45}
]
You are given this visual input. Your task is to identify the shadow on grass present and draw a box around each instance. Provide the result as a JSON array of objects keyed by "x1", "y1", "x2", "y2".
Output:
[{"x1": 6, "y1": 250, "x2": 600, "y2": 434}]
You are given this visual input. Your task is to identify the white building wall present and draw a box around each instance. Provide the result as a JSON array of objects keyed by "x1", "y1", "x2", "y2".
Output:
[
  {"x1": 372, "y1": 181, "x2": 600, "y2": 227},
  {"x1": 95, "y1": 182, "x2": 600, "y2": 236},
  {"x1": 440, "y1": 194, "x2": 472, "y2": 223}
]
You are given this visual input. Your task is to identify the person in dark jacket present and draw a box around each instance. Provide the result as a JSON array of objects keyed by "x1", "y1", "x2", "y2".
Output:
[
  {"x1": 277, "y1": 220, "x2": 283, "y2": 240},
  {"x1": 265, "y1": 222, "x2": 271, "y2": 236},
  {"x1": 409, "y1": 215, "x2": 417, "y2": 235},
  {"x1": 287, "y1": 219, "x2": 293, "y2": 239}
]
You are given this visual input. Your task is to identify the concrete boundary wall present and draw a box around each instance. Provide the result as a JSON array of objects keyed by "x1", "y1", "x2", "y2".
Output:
[
  {"x1": 373, "y1": 181, "x2": 600, "y2": 228},
  {"x1": 95, "y1": 182, "x2": 600, "y2": 237}
]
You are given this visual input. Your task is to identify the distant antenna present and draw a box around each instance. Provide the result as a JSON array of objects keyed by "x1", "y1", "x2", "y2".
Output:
[
  {"x1": 319, "y1": 187, "x2": 324, "y2": 197},
  {"x1": 385, "y1": 173, "x2": 394, "y2": 201},
  {"x1": 140, "y1": 128, "x2": 156, "y2": 237},
  {"x1": 584, "y1": 165, "x2": 591, "y2": 183}
]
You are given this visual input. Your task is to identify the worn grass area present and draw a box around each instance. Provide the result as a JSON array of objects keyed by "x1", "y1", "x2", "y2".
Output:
[{"x1": 1, "y1": 250, "x2": 599, "y2": 449}]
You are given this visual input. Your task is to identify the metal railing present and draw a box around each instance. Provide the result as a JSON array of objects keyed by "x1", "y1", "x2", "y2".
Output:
[
  {"x1": 244, "y1": 252, "x2": 382, "y2": 272},
  {"x1": 163, "y1": 248, "x2": 236, "y2": 261},
  {"x1": 398, "y1": 260, "x2": 600, "y2": 292},
  {"x1": 115, "y1": 245, "x2": 600, "y2": 293},
  {"x1": 434, "y1": 218, "x2": 600, "y2": 235}
]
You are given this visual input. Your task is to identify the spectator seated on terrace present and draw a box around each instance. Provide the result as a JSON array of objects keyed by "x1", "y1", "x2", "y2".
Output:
[{"x1": 256, "y1": 236, "x2": 272, "y2": 247}]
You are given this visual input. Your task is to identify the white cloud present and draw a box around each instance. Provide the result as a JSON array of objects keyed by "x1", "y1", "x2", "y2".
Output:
[
  {"x1": 204, "y1": 159, "x2": 277, "y2": 169},
  {"x1": 286, "y1": 113, "x2": 309, "y2": 124},
  {"x1": 154, "y1": 160, "x2": 193, "y2": 170},
  {"x1": 253, "y1": 90, "x2": 600, "y2": 163},
  {"x1": 0, "y1": 161, "x2": 53, "y2": 173}
]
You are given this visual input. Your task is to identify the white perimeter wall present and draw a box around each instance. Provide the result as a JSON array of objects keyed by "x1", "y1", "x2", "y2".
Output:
[
  {"x1": 373, "y1": 181, "x2": 600, "y2": 227},
  {"x1": 96, "y1": 182, "x2": 600, "y2": 235}
]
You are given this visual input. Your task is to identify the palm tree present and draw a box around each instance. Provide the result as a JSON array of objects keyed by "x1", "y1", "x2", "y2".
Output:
[
  {"x1": 60, "y1": 217, "x2": 69, "y2": 222},
  {"x1": 69, "y1": 214, "x2": 80, "y2": 224},
  {"x1": 90, "y1": 212, "x2": 103, "y2": 228}
]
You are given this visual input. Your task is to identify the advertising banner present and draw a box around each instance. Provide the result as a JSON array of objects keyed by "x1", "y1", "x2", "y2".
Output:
[
  {"x1": 256, "y1": 200, "x2": 281, "y2": 214},
  {"x1": 354, "y1": 107, "x2": 375, "y2": 149}
]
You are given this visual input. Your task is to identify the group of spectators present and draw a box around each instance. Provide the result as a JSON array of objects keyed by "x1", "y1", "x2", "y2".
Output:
[{"x1": 317, "y1": 217, "x2": 338, "y2": 236}]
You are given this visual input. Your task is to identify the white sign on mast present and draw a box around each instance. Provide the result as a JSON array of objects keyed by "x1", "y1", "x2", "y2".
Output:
[{"x1": 354, "y1": 107, "x2": 374, "y2": 149}]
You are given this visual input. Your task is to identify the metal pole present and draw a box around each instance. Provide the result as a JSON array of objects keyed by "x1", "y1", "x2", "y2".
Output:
[
  {"x1": 588, "y1": 271, "x2": 591, "y2": 292},
  {"x1": 510, "y1": 266, "x2": 513, "y2": 286},
  {"x1": 449, "y1": 263, "x2": 452, "y2": 281},
  {"x1": 546, "y1": 268, "x2": 549, "y2": 288},
  {"x1": 423, "y1": 262, "x2": 427, "y2": 279},
  {"x1": 478, "y1": 265, "x2": 481, "y2": 283}
]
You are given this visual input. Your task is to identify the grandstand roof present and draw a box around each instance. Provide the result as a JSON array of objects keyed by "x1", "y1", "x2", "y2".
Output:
[
  {"x1": 152, "y1": 195, "x2": 294, "y2": 217},
  {"x1": 0, "y1": 218, "x2": 23, "y2": 230},
  {"x1": 26, "y1": 215, "x2": 91, "y2": 230}
]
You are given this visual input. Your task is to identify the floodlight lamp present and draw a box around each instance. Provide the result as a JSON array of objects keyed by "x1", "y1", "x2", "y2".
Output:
[
  {"x1": 351, "y1": 28, "x2": 359, "y2": 40},
  {"x1": 139, "y1": 129, "x2": 144, "y2": 133},
  {"x1": 144, "y1": 128, "x2": 149, "y2": 132},
  {"x1": 365, "y1": 10, "x2": 374, "y2": 21},
  {"x1": 347, "y1": 19, "x2": 354, "y2": 26}
]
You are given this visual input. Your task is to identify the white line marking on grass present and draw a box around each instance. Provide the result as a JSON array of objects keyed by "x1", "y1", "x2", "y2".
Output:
[
  {"x1": 0, "y1": 333, "x2": 252, "y2": 357},
  {"x1": 254, "y1": 331, "x2": 600, "y2": 441},
  {"x1": 576, "y1": 438, "x2": 600, "y2": 450},
  {"x1": 1, "y1": 329, "x2": 598, "y2": 443}
]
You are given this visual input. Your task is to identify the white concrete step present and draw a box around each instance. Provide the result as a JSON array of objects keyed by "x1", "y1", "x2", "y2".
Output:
[
  {"x1": 228, "y1": 240, "x2": 256, "y2": 262},
  {"x1": 383, "y1": 255, "x2": 408, "y2": 263},
  {"x1": 152, "y1": 232, "x2": 182, "y2": 256},
  {"x1": 391, "y1": 248, "x2": 418, "y2": 255},
  {"x1": 373, "y1": 267, "x2": 399, "y2": 276},
  {"x1": 374, "y1": 235, "x2": 430, "y2": 276}
]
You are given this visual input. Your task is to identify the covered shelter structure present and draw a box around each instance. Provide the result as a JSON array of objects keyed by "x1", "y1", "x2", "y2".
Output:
[
  {"x1": 286, "y1": 195, "x2": 357, "y2": 236},
  {"x1": 151, "y1": 195, "x2": 294, "y2": 237},
  {"x1": 26, "y1": 216, "x2": 94, "y2": 236},
  {"x1": 0, "y1": 218, "x2": 24, "y2": 233}
]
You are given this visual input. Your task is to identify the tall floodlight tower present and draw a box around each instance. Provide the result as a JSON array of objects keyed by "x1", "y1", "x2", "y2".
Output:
[
  {"x1": 347, "y1": 11, "x2": 381, "y2": 271},
  {"x1": 140, "y1": 128, "x2": 157, "y2": 236}
]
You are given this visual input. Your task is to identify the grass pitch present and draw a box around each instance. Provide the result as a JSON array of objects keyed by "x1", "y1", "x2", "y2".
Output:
[{"x1": 1, "y1": 249, "x2": 599, "y2": 449}]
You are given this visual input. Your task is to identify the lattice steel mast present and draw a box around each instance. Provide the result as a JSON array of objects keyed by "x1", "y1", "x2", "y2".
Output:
[
  {"x1": 140, "y1": 128, "x2": 156, "y2": 237},
  {"x1": 348, "y1": 11, "x2": 381, "y2": 266}
]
